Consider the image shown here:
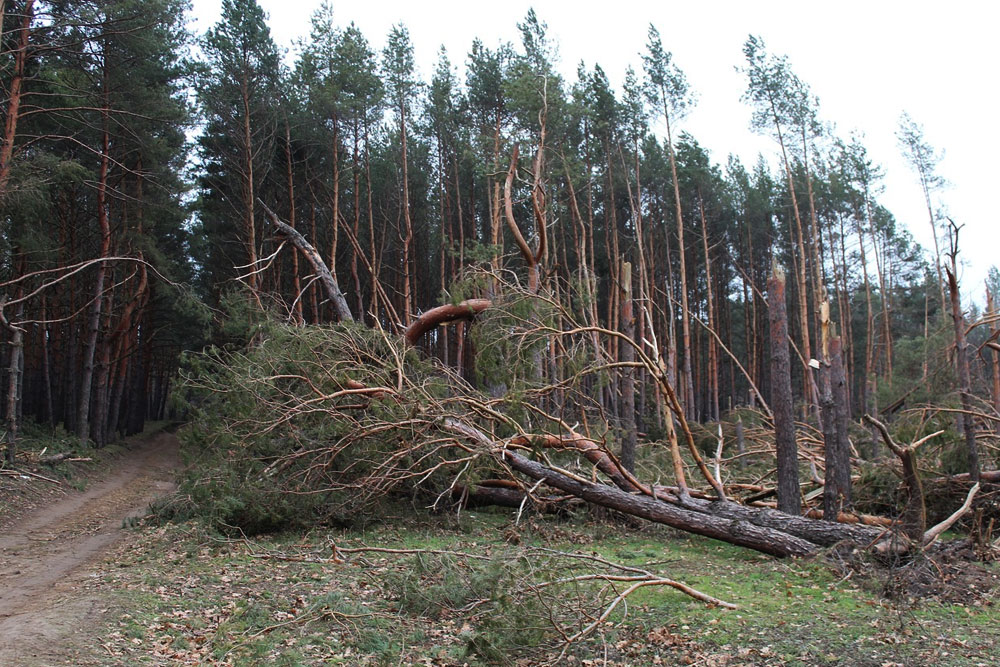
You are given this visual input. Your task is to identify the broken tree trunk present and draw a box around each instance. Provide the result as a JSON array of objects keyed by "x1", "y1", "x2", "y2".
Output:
[
  {"x1": 442, "y1": 418, "x2": 910, "y2": 558},
  {"x1": 260, "y1": 202, "x2": 353, "y2": 323},
  {"x1": 864, "y1": 414, "x2": 933, "y2": 542},
  {"x1": 823, "y1": 336, "x2": 852, "y2": 519},
  {"x1": 502, "y1": 447, "x2": 818, "y2": 558},
  {"x1": 768, "y1": 263, "x2": 801, "y2": 515},
  {"x1": 946, "y1": 263, "x2": 980, "y2": 483}
]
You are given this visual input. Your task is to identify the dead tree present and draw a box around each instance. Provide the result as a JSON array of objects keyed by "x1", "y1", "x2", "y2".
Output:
[
  {"x1": 768, "y1": 263, "x2": 800, "y2": 514},
  {"x1": 946, "y1": 220, "x2": 979, "y2": 482},
  {"x1": 212, "y1": 219, "x2": 984, "y2": 561},
  {"x1": 819, "y1": 300, "x2": 851, "y2": 520}
]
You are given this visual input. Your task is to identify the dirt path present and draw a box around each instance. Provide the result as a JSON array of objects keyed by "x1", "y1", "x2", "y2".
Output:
[{"x1": 0, "y1": 431, "x2": 180, "y2": 665}]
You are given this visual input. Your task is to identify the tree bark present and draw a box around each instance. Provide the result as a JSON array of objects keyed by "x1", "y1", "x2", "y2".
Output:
[
  {"x1": 947, "y1": 264, "x2": 979, "y2": 482},
  {"x1": 0, "y1": 0, "x2": 34, "y2": 198},
  {"x1": 502, "y1": 448, "x2": 817, "y2": 557},
  {"x1": 768, "y1": 264, "x2": 800, "y2": 514},
  {"x1": 404, "y1": 299, "x2": 490, "y2": 346},
  {"x1": 77, "y1": 102, "x2": 112, "y2": 445},
  {"x1": 822, "y1": 336, "x2": 851, "y2": 518},
  {"x1": 620, "y1": 262, "x2": 637, "y2": 473}
]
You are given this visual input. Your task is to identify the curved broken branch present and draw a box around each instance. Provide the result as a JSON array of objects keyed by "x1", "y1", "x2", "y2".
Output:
[{"x1": 404, "y1": 299, "x2": 491, "y2": 346}]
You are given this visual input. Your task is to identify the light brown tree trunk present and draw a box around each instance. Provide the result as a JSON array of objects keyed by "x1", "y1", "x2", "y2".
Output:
[
  {"x1": 0, "y1": 0, "x2": 34, "y2": 198},
  {"x1": 350, "y1": 124, "x2": 362, "y2": 317},
  {"x1": 988, "y1": 286, "x2": 1000, "y2": 415},
  {"x1": 328, "y1": 120, "x2": 340, "y2": 321},
  {"x1": 399, "y1": 98, "x2": 413, "y2": 326},
  {"x1": 699, "y1": 196, "x2": 719, "y2": 421},
  {"x1": 663, "y1": 111, "x2": 695, "y2": 421}
]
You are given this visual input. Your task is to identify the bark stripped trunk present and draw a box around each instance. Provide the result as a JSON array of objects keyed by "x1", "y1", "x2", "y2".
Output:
[{"x1": 768, "y1": 263, "x2": 800, "y2": 514}]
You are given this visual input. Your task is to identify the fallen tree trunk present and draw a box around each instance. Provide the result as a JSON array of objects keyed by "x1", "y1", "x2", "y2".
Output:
[
  {"x1": 452, "y1": 483, "x2": 531, "y2": 509},
  {"x1": 502, "y1": 448, "x2": 819, "y2": 558},
  {"x1": 672, "y1": 494, "x2": 886, "y2": 549},
  {"x1": 933, "y1": 470, "x2": 1000, "y2": 484}
]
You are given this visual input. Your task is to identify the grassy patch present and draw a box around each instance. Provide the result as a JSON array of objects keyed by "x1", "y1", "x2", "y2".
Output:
[{"x1": 94, "y1": 509, "x2": 1000, "y2": 665}]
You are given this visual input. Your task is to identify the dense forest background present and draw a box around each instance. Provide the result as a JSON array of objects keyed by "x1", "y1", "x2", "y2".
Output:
[{"x1": 1, "y1": 0, "x2": 997, "y2": 479}]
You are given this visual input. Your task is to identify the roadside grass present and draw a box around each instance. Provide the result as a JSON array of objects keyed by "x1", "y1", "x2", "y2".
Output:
[{"x1": 95, "y1": 507, "x2": 1000, "y2": 666}]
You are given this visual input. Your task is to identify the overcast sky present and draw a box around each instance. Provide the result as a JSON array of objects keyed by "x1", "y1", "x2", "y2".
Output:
[{"x1": 188, "y1": 0, "x2": 999, "y2": 304}]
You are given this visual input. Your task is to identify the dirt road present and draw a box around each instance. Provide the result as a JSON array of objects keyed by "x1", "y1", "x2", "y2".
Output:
[{"x1": 0, "y1": 431, "x2": 180, "y2": 665}]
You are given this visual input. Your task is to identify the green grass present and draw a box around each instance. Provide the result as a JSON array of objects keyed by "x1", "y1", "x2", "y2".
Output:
[{"x1": 96, "y1": 510, "x2": 999, "y2": 665}]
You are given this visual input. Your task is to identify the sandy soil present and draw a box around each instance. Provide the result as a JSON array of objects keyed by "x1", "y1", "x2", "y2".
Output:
[{"x1": 0, "y1": 431, "x2": 180, "y2": 666}]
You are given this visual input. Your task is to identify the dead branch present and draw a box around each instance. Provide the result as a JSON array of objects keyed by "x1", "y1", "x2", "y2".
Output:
[{"x1": 923, "y1": 482, "x2": 981, "y2": 548}]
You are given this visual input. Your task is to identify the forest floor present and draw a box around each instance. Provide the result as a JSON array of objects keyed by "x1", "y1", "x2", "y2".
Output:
[
  {"x1": 1, "y1": 431, "x2": 999, "y2": 665},
  {"x1": 0, "y1": 427, "x2": 180, "y2": 665}
]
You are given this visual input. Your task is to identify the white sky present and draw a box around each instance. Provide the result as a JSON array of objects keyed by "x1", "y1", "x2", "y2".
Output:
[{"x1": 189, "y1": 0, "x2": 1000, "y2": 305}]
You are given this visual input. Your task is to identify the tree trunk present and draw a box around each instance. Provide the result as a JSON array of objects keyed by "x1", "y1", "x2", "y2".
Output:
[
  {"x1": 2, "y1": 286, "x2": 25, "y2": 464},
  {"x1": 768, "y1": 264, "x2": 800, "y2": 514},
  {"x1": 400, "y1": 106, "x2": 413, "y2": 326},
  {"x1": 946, "y1": 264, "x2": 979, "y2": 482},
  {"x1": 0, "y1": 0, "x2": 34, "y2": 197},
  {"x1": 699, "y1": 196, "x2": 719, "y2": 421},
  {"x1": 620, "y1": 262, "x2": 637, "y2": 473},
  {"x1": 988, "y1": 287, "x2": 1000, "y2": 416},
  {"x1": 284, "y1": 117, "x2": 303, "y2": 325},
  {"x1": 77, "y1": 105, "x2": 112, "y2": 446},
  {"x1": 662, "y1": 110, "x2": 695, "y2": 421},
  {"x1": 261, "y1": 204, "x2": 353, "y2": 322},
  {"x1": 501, "y1": 448, "x2": 816, "y2": 557},
  {"x1": 822, "y1": 336, "x2": 851, "y2": 518},
  {"x1": 240, "y1": 81, "x2": 258, "y2": 294}
]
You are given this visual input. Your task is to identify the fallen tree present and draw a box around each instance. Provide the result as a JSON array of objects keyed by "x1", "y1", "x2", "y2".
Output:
[{"x1": 179, "y1": 208, "x2": 984, "y2": 560}]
